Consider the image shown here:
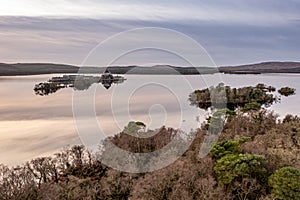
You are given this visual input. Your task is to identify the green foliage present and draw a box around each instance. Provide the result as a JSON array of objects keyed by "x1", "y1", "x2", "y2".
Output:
[
  {"x1": 204, "y1": 108, "x2": 236, "y2": 131},
  {"x1": 135, "y1": 121, "x2": 146, "y2": 127},
  {"x1": 210, "y1": 137, "x2": 250, "y2": 159},
  {"x1": 268, "y1": 167, "x2": 300, "y2": 200},
  {"x1": 214, "y1": 153, "x2": 266, "y2": 186},
  {"x1": 123, "y1": 121, "x2": 146, "y2": 135},
  {"x1": 242, "y1": 101, "x2": 262, "y2": 112},
  {"x1": 213, "y1": 108, "x2": 236, "y2": 119},
  {"x1": 211, "y1": 138, "x2": 266, "y2": 189}
]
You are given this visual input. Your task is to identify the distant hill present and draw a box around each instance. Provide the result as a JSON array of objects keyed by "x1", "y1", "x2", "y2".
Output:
[
  {"x1": 0, "y1": 63, "x2": 217, "y2": 76},
  {"x1": 0, "y1": 63, "x2": 79, "y2": 76},
  {"x1": 106, "y1": 65, "x2": 218, "y2": 75},
  {"x1": 219, "y1": 61, "x2": 300, "y2": 74},
  {"x1": 0, "y1": 61, "x2": 300, "y2": 76}
]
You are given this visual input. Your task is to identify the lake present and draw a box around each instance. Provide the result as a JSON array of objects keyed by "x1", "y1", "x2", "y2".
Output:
[{"x1": 0, "y1": 73, "x2": 299, "y2": 166}]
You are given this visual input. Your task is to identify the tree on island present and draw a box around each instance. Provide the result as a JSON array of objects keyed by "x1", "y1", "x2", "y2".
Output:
[{"x1": 189, "y1": 83, "x2": 277, "y2": 111}]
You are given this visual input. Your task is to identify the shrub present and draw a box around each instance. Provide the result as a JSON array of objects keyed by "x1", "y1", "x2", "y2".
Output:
[
  {"x1": 214, "y1": 153, "x2": 266, "y2": 186},
  {"x1": 283, "y1": 114, "x2": 300, "y2": 123},
  {"x1": 268, "y1": 167, "x2": 300, "y2": 200},
  {"x1": 210, "y1": 137, "x2": 250, "y2": 159},
  {"x1": 242, "y1": 101, "x2": 262, "y2": 112},
  {"x1": 123, "y1": 121, "x2": 146, "y2": 135}
]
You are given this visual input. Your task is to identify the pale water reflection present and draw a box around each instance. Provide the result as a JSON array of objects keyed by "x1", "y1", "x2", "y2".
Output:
[{"x1": 0, "y1": 73, "x2": 299, "y2": 166}]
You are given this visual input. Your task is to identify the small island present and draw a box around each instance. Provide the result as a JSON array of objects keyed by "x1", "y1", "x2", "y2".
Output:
[
  {"x1": 34, "y1": 70, "x2": 126, "y2": 96},
  {"x1": 189, "y1": 83, "x2": 278, "y2": 110},
  {"x1": 278, "y1": 87, "x2": 296, "y2": 96}
]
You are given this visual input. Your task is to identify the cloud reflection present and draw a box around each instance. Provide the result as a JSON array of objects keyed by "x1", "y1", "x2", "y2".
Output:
[{"x1": 0, "y1": 119, "x2": 80, "y2": 166}]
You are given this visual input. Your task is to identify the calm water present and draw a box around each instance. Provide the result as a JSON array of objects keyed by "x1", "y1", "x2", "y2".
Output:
[{"x1": 0, "y1": 73, "x2": 299, "y2": 165}]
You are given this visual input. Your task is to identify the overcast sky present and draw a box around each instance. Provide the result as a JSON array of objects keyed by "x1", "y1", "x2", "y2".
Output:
[{"x1": 0, "y1": 0, "x2": 300, "y2": 66}]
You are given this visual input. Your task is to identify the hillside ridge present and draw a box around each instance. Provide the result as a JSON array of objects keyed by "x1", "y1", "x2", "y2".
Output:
[{"x1": 1, "y1": 61, "x2": 300, "y2": 76}]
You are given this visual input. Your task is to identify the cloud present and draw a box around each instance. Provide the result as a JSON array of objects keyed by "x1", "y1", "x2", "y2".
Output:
[
  {"x1": 0, "y1": 1, "x2": 300, "y2": 65},
  {"x1": 1, "y1": 1, "x2": 300, "y2": 25}
]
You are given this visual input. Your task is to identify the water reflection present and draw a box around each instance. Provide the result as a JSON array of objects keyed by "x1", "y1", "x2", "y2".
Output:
[
  {"x1": 0, "y1": 73, "x2": 299, "y2": 166},
  {"x1": 34, "y1": 71, "x2": 126, "y2": 96}
]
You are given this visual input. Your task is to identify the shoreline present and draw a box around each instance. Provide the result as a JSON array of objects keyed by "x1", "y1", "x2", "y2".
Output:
[{"x1": 1, "y1": 61, "x2": 300, "y2": 76}]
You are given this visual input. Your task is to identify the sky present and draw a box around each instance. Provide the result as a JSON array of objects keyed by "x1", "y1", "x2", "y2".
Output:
[{"x1": 0, "y1": 0, "x2": 300, "y2": 66}]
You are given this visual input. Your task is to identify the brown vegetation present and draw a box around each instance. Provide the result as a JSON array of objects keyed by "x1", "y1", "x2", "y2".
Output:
[
  {"x1": 0, "y1": 108, "x2": 299, "y2": 199},
  {"x1": 278, "y1": 87, "x2": 296, "y2": 96}
]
